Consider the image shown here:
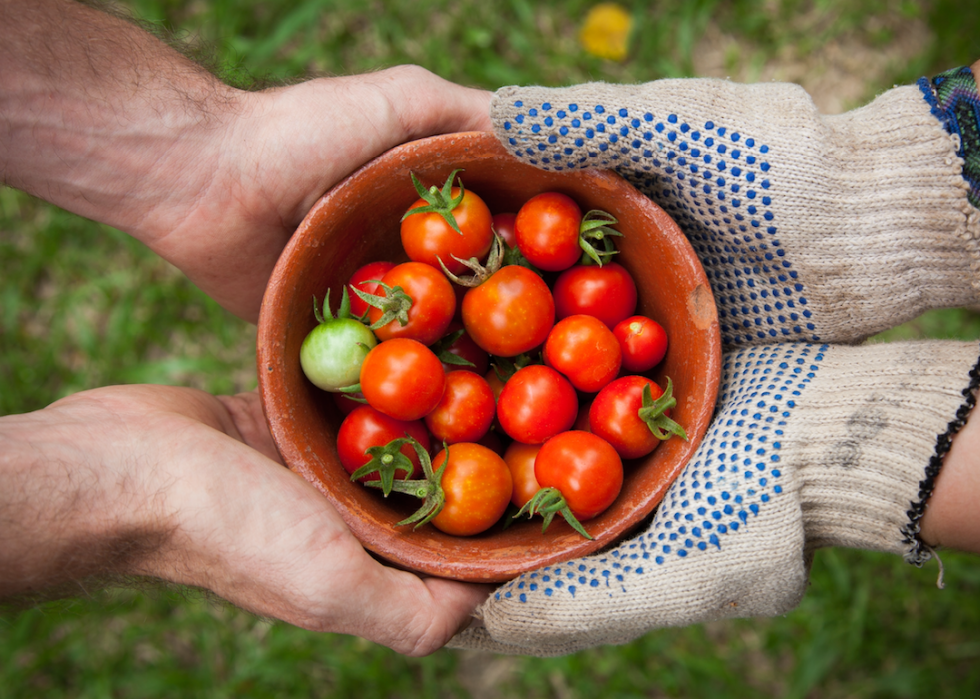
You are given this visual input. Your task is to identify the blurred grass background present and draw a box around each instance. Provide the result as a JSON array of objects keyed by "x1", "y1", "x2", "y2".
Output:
[{"x1": 3, "y1": 0, "x2": 980, "y2": 696}]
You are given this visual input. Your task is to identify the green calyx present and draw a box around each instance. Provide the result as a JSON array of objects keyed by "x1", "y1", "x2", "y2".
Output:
[
  {"x1": 578, "y1": 209, "x2": 622, "y2": 266},
  {"x1": 430, "y1": 328, "x2": 476, "y2": 369},
  {"x1": 514, "y1": 487, "x2": 593, "y2": 540},
  {"x1": 490, "y1": 352, "x2": 537, "y2": 383},
  {"x1": 350, "y1": 280, "x2": 413, "y2": 331},
  {"x1": 637, "y1": 377, "x2": 689, "y2": 441},
  {"x1": 313, "y1": 286, "x2": 355, "y2": 324},
  {"x1": 402, "y1": 169, "x2": 466, "y2": 235},
  {"x1": 365, "y1": 437, "x2": 448, "y2": 530},
  {"x1": 350, "y1": 437, "x2": 417, "y2": 496}
]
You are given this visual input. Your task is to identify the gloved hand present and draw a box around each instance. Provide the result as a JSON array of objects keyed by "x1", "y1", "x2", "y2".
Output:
[{"x1": 450, "y1": 67, "x2": 980, "y2": 656}]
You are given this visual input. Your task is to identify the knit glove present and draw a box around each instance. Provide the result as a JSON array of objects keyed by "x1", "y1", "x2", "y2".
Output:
[
  {"x1": 449, "y1": 69, "x2": 980, "y2": 656},
  {"x1": 490, "y1": 70, "x2": 980, "y2": 348}
]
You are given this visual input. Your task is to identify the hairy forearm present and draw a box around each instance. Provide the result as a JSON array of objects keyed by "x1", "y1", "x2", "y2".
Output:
[
  {"x1": 0, "y1": 399, "x2": 171, "y2": 599},
  {"x1": 0, "y1": 0, "x2": 241, "y2": 242}
]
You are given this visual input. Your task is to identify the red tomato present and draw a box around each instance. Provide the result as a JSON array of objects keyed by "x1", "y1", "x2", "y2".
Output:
[
  {"x1": 543, "y1": 314, "x2": 622, "y2": 393},
  {"x1": 492, "y1": 212, "x2": 518, "y2": 249},
  {"x1": 360, "y1": 338, "x2": 446, "y2": 421},
  {"x1": 430, "y1": 443, "x2": 513, "y2": 536},
  {"x1": 437, "y1": 322, "x2": 490, "y2": 375},
  {"x1": 497, "y1": 365, "x2": 577, "y2": 444},
  {"x1": 367, "y1": 262, "x2": 456, "y2": 346},
  {"x1": 484, "y1": 367, "x2": 506, "y2": 404},
  {"x1": 589, "y1": 375, "x2": 670, "y2": 459},
  {"x1": 401, "y1": 186, "x2": 493, "y2": 276},
  {"x1": 515, "y1": 192, "x2": 583, "y2": 271},
  {"x1": 503, "y1": 441, "x2": 542, "y2": 508},
  {"x1": 553, "y1": 262, "x2": 638, "y2": 329},
  {"x1": 336, "y1": 405, "x2": 429, "y2": 482},
  {"x1": 332, "y1": 390, "x2": 365, "y2": 416},
  {"x1": 614, "y1": 316, "x2": 668, "y2": 372},
  {"x1": 347, "y1": 260, "x2": 396, "y2": 319},
  {"x1": 535, "y1": 431, "x2": 623, "y2": 520},
  {"x1": 462, "y1": 265, "x2": 555, "y2": 357},
  {"x1": 424, "y1": 371, "x2": 496, "y2": 444}
]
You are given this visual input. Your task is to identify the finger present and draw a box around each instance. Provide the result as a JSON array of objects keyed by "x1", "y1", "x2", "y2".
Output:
[
  {"x1": 337, "y1": 557, "x2": 493, "y2": 656},
  {"x1": 364, "y1": 64, "x2": 493, "y2": 138}
]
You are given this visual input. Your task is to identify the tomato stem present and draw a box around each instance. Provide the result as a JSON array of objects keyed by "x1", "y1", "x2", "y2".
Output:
[
  {"x1": 350, "y1": 437, "x2": 416, "y2": 496},
  {"x1": 402, "y1": 169, "x2": 467, "y2": 235},
  {"x1": 637, "y1": 376, "x2": 689, "y2": 441},
  {"x1": 578, "y1": 209, "x2": 622, "y2": 267},
  {"x1": 350, "y1": 280, "x2": 414, "y2": 330},
  {"x1": 366, "y1": 437, "x2": 448, "y2": 530},
  {"x1": 514, "y1": 487, "x2": 594, "y2": 540}
]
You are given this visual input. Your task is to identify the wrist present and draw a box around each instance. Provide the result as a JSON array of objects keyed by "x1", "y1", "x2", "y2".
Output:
[
  {"x1": 0, "y1": 0, "x2": 245, "y2": 244},
  {"x1": 0, "y1": 395, "x2": 174, "y2": 598}
]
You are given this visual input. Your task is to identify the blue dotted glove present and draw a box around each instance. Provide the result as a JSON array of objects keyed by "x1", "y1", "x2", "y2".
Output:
[
  {"x1": 492, "y1": 79, "x2": 980, "y2": 348},
  {"x1": 448, "y1": 77, "x2": 980, "y2": 656}
]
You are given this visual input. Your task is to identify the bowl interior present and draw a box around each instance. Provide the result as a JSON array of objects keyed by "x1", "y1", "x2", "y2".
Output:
[{"x1": 257, "y1": 132, "x2": 721, "y2": 582}]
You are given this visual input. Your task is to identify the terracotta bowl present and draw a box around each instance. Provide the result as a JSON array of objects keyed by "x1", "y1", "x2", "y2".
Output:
[{"x1": 257, "y1": 131, "x2": 721, "y2": 583}]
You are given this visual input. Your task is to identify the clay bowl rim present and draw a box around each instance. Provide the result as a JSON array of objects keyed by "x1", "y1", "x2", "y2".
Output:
[{"x1": 257, "y1": 131, "x2": 721, "y2": 583}]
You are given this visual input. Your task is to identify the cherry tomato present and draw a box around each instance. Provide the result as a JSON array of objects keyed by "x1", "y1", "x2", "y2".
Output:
[
  {"x1": 496, "y1": 365, "x2": 577, "y2": 444},
  {"x1": 360, "y1": 338, "x2": 446, "y2": 421},
  {"x1": 614, "y1": 315, "x2": 668, "y2": 372},
  {"x1": 553, "y1": 262, "x2": 638, "y2": 329},
  {"x1": 589, "y1": 375, "x2": 670, "y2": 459},
  {"x1": 336, "y1": 405, "x2": 429, "y2": 482},
  {"x1": 485, "y1": 367, "x2": 506, "y2": 403},
  {"x1": 300, "y1": 295, "x2": 377, "y2": 392},
  {"x1": 424, "y1": 371, "x2": 496, "y2": 444},
  {"x1": 543, "y1": 314, "x2": 622, "y2": 393},
  {"x1": 535, "y1": 431, "x2": 623, "y2": 520},
  {"x1": 462, "y1": 265, "x2": 555, "y2": 357},
  {"x1": 401, "y1": 185, "x2": 493, "y2": 276},
  {"x1": 332, "y1": 390, "x2": 365, "y2": 416},
  {"x1": 367, "y1": 261, "x2": 456, "y2": 346},
  {"x1": 503, "y1": 441, "x2": 542, "y2": 508},
  {"x1": 347, "y1": 260, "x2": 396, "y2": 319},
  {"x1": 492, "y1": 212, "x2": 518, "y2": 249},
  {"x1": 430, "y1": 443, "x2": 513, "y2": 536},
  {"x1": 515, "y1": 192, "x2": 582, "y2": 271},
  {"x1": 436, "y1": 322, "x2": 490, "y2": 375}
]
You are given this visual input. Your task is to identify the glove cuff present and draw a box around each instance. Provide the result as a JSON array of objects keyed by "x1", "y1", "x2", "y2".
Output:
[
  {"x1": 791, "y1": 341, "x2": 980, "y2": 562},
  {"x1": 919, "y1": 66, "x2": 980, "y2": 210}
]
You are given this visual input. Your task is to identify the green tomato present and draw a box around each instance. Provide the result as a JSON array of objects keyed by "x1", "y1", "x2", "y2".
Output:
[{"x1": 300, "y1": 292, "x2": 378, "y2": 392}]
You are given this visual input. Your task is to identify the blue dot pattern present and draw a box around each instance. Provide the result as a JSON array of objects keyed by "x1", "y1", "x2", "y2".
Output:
[
  {"x1": 493, "y1": 343, "x2": 827, "y2": 604},
  {"x1": 501, "y1": 100, "x2": 816, "y2": 346}
]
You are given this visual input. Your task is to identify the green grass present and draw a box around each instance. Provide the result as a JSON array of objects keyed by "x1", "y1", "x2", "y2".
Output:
[{"x1": 3, "y1": 0, "x2": 980, "y2": 697}]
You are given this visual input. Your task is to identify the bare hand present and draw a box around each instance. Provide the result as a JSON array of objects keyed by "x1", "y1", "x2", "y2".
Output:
[{"x1": 0, "y1": 385, "x2": 490, "y2": 656}]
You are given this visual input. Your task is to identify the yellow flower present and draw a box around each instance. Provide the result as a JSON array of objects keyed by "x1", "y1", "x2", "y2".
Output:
[{"x1": 579, "y1": 3, "x2": 633, "y2": 62}]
